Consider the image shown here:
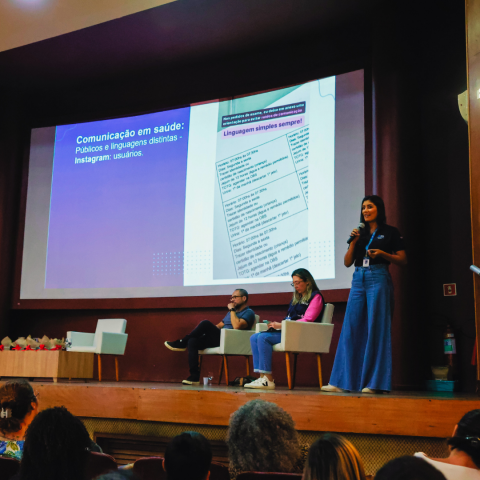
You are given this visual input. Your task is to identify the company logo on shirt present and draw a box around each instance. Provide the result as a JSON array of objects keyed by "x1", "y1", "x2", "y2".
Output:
[{"x1": 377, "y1": 235, "x2": 384, "y2": 239}]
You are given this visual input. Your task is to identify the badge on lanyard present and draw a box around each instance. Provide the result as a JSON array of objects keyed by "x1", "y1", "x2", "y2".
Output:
[{"x1": 363, "y1": 229, "x2": 377, "y2": 268}]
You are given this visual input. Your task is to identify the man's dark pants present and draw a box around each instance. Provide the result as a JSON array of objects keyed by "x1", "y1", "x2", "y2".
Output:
[{"x1": 185, "y1": 320, "x2": 222, "y2": 376}]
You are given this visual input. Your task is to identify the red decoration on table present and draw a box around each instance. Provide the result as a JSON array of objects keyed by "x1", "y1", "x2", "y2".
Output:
[
  {"x1": 50, "y1": 345, "x2": 61, "y2": 351},
  {"x1": 39, "y1": 344, "x2": 46, "y2": 350},
  {"x1": 13, "y1": 345, "x2": 22, "y2": 351},
  {"x1": 25, "y1": 345, "x2": 35, "y2": 351},
  {"x1": 0, "y1": 345, "x2": 4, "y2": 351}
]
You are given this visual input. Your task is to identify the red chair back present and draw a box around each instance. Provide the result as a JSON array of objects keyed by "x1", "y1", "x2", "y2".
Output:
[
  {"x1": 210, "y1": 461, "x2": 230, "y2": 480},
  {"x1": 133, "y1": 456, "x2": 167, "y2": 480},
  {"x1": 236, "y1": 473, "x2": 303, "y2": 480},
  {"x1": 86, "y1": 451, "x2": 117, "y2": 479},
  {"x1": 0, "y1": 457, "x2": 20, "y2": 480}
]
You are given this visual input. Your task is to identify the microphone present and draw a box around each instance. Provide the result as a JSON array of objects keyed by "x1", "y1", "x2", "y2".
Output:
[
  {"x1": 347, "y1": 223, "x2": 365, "y2": 244},
  {"x1": 470, "y1": 265, "x2": 480, "y2": 276}
]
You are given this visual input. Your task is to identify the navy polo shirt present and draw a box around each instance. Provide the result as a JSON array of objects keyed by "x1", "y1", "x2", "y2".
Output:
[{"x1": 222, "y1": 307, "x2": 256, "y2": 329}]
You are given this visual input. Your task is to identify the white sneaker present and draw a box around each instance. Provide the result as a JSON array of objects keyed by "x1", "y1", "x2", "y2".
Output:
[
  {"x1": 321, "y1": 384, "x2": 349, "y2": 393},
  {"x1": 244, "y1": 376, "x2": 275, "y2": 390}
]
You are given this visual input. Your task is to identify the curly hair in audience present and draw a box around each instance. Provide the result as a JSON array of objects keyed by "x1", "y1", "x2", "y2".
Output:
[
  {"x1": 447, "y1": 409, "x2": 480, "y2": 468},
  {"x1": 0, "y1": 379, "x2": 37, "y2": 435},
  {"x1": 20, "y1": 406, "x2": 91, "y2": 480},
  {"x1": 303, "y1": 433, "x2": 366, "y2": 480},
  {"x1": 227, "y1": 400, "x2": 301, "y2": 473}
]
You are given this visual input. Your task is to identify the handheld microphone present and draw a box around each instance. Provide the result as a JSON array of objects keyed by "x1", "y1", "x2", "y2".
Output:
[
  {"x1": 470, "y1": 265, "x2": 480, "y2": 276},
  {"x1": 347, "y1": 223, "x2": 365, "y2": 244}
]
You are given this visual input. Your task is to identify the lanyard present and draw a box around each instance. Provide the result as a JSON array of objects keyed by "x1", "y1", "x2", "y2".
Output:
[{"x1": 364, "y1": 229, "x2": 378, "y2": 257}]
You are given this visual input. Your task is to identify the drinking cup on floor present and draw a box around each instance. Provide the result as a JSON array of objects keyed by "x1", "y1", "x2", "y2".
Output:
[{"x1": 203, "y1": 377, "x2": 209, "y2": 386}]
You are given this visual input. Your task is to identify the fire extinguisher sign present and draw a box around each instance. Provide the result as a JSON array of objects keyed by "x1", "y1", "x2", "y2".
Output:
[{"x1": 444, "y1": 338, "x2": 457, "y2": 354}]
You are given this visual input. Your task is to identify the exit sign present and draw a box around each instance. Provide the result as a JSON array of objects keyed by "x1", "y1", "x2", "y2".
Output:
[{"x1": 444, "y1": 284, "x2": 457, "y2": 296}]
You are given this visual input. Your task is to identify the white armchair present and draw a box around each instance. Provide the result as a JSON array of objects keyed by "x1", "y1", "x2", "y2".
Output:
[
  {"x1": 199, "y1": 315, "x2": 259, "y2": 385},
  {"x1": 67, "y1": 319, "x2": 128, "y2": 382},
  {"x1": 256, "y1": 304, "x2": 335, "y2": 389}
]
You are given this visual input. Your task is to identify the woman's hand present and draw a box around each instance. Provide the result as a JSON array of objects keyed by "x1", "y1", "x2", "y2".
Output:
[
  {"x1": 350, "y1": 228, "x2": 361, "y2": 244},
  {"x1": 344, "y1": 229, "x2": 360, "y2": 267},
  {"x1": 267, "y1": 321, "x2": 282, "y2": 330},
  {"x1": 368, "y1": 249, "x2": 407, "y2": 266},
  {"x1": 367, "y1": 249, "x2": 384, "y2": 259}
]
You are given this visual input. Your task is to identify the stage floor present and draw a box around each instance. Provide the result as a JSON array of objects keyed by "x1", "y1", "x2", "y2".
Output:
[{"x1": 25, "y1": 379, "x2": 480, "y2": 438}]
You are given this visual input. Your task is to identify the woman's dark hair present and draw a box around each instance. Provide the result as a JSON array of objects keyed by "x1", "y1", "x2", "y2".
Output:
[
  {"x1": 291, "y1": 268, "x2": 320, "y2": 306},
  {"x1": 164, "y1": 431, "x2": 212, "y2": 480},
  {"x1": 303, "y1": 433, "x2": 366, "y2": 480},
  {"x1": 447, "y1": 409, "x2": 480, "y2": 467},
  {"x1": 375, "y1": 456, "x2": 446, "y2": 480},
  {"x1": 0, "y1": 379, "x2": 37, "y2": 434},
  {"x1": 360, "y1": 195, "x2": 387, "y2": 226},
  {"x1": 20, "y1": 406, "x2": 91, "y2": 480}
]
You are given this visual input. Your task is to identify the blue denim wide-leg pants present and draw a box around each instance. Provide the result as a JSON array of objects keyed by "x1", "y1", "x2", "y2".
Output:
[
  {"x1": 250, "y1": 331, "x2": 282, "y2": 374},
  {"x1": 329, "y1": 264, "x2": 393, "y2": 391}
]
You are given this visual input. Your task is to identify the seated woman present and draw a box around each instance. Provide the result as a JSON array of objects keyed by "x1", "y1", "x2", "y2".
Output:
[
  {"x1": 245, "y1": 268, "x2": 324, "y2": 390},
  {"x1": 0, "y1": 379, "x2": 38, "y2": 460},
  {"x1": 303, "y1": 433, "x2": 367, "y2": 480},
  {"x1": 414, "y1": 409, "x2": 480, "y2": 480},
  {"x1": 227, "y1": 399, "x2": 306, "y2": 479}
]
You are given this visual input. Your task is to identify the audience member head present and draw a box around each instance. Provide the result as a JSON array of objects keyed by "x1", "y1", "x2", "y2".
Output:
[
  {"x1": 164, "y1": 431, "x2": 212, "y2": 480},
  {"x1": 20, "y1": 406, "x2": 91, "y2": 480},
  {"x1": 0, "y1": 379, "x2": 38, "y2": 439},
  {"x1": 375, "y1": 456, "x2": 446, "y2": 480},
  {"x1": 227, "y1": 399, "x2": 301, "y2": 473},
  {"x1": 96, "y1": 472, "x2": 137, "y2": 480},
  {"x1": 448, "y1": 409, "x2": 480, "y2": 468},
  {"x1": 303, "y1": 433, "x2": 366, "y2": 480}
]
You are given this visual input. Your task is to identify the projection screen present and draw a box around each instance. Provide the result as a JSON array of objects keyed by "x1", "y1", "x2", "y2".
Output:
[{"x1": 20, "y1": 69, "x2": 365, "y2": 300}]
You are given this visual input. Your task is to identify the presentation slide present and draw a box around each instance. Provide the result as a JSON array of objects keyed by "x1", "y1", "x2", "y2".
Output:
[{"x1": 20, "y1": 70, "x2": 365, "y2": 299}]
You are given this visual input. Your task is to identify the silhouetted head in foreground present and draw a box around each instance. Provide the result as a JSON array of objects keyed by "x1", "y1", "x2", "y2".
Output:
[
  {"x1": 375, "y1": 456, "x2": 447, "y2": 480},
  {"x1": 20, "y1": 406, "x2": 91, "y2": 480},
  {"x1": 164, "y1": 431, "x2": 212, "y2": 480}
]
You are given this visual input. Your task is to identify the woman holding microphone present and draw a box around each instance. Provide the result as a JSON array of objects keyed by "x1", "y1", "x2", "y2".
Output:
[{"x1": 322, "y1": 195, "x2": 407, "y2": 394}]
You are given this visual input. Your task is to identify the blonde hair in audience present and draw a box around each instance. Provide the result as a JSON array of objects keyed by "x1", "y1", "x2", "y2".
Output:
[{"x1": 303, "y1": 433, "x2": 366, "y2": 480}]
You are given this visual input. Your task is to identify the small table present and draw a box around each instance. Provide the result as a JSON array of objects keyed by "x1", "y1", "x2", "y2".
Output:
[{"x1": 0, "y1": 351, "x2": 94, "y2": 382}]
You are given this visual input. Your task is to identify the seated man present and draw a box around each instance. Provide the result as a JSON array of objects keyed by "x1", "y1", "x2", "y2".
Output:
[{"x1": 165, "y1": 289, "x2": 255, "y2": 385}]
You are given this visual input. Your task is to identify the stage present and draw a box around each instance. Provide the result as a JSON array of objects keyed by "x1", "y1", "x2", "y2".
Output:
[{"x1": 27, "y1": 379, "x2": 480, "y2": 438}]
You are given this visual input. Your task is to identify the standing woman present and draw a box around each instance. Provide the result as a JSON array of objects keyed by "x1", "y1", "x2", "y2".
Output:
[{"x1": 322, "y1": 195, "x2": 406, "y2": 393}]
